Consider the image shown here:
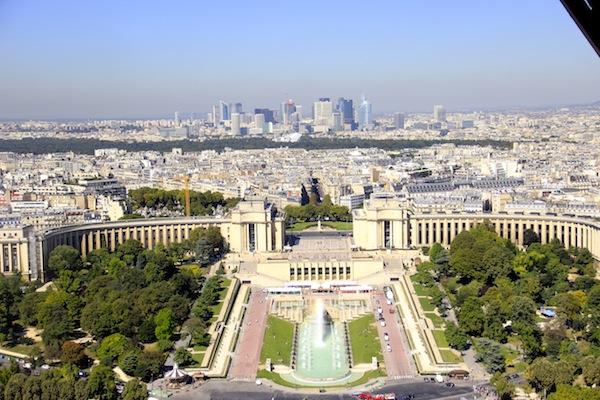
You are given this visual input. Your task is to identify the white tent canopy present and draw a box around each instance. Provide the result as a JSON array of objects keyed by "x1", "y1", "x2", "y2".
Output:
[{"x1": 165, "y1": 363, "x2": 189, "y2": 381}]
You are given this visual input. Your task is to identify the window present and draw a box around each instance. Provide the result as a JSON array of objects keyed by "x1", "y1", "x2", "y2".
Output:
[
  {"x1": 384, "y1": 220, "x2": 391, "y2": 248},
  {"x1": 248, "y1": 223, "x2": 256, "y2": 252}
]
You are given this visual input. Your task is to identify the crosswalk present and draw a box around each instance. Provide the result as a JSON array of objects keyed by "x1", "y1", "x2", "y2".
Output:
[{"x1": 389, "y1": 374, "x2": 416, "y2": 380}]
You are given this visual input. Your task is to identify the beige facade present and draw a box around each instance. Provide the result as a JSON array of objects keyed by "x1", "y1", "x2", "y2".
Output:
[
  {"x1": 353, "y1": 197, "x2": 600, "y2": 259},
  {"x1": 256, "y1": 255, "x2": 383, "y2": 282},
  {"x1": 0, "y1": 226, "x2": 39, "y2": 280},
  {"x1": 228, "y1": 198, "x2": 285, "y2": 253}
]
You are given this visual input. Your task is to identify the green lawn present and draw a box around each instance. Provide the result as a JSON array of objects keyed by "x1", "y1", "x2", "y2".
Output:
[
  {"x1": 440, "y1": 349, "x2": 462, "y2": 363},
  {"x1": 348, "y1": 314, "x2": 382, "y2": 364},
  {"x1": 432, "y1": 330, "x2": 449, "y2": 348},
  {"x1": 190, "y1": 352, "x2": 205, "y2": 367},
  {"x1": 0, "y1": 344, "x2": 39, "y2": 356},
  {"x1": 425, "y1": 313, "x2": 445, "y2": 328},
  {"x1": 256, "y1": 368, "x2": 385, "y2": 389},
  {"x1": 418, "y1": 297, "x2": 436, "y2": 312},
  {"x1": 219, "y1": 278, "x2": 232, "y2": 293},
  {"x1": 210, "y1": 300, "x2": 225, "y2": 319},
  {"x1": 413, "y1": 284, "x2": 430, "y2": 297},
  {"x1": 288, "y1": 222, "x2": 317, "y2": 231},
  {"x1": 179, "y1": 263, "x2": 208, "y2": 277},
  {"x1": 322, "y1": 221, "x2": 353, "y2": 231},
  {"x1": 193, "y1": 344, "x2": 207, "y2": 352},
  {"x1": 260, "y1": 316, "x2": 294, "y2": 365},
  {"x1": 288, "y1": 221, "x2": 353, "y2": 231},
  {"x1": 256, "y1": 369, "x2": 300, "y2": 388}
]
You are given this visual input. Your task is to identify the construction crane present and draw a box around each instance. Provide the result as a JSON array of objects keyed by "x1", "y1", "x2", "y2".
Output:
[{"x1": 175, "y1": 175, "x2": 191, "y2": 217}]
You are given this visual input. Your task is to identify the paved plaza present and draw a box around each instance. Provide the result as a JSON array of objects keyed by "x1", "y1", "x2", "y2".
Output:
[
  {"x1": 229, "y1": 291, "x2": 270, "y2": 380},
  {"x1": 288, "y1": 231, "x2": 352, "y2": 251},
  {"x1": 371, "y1": 291, "x2": 416, "y2": 379}
]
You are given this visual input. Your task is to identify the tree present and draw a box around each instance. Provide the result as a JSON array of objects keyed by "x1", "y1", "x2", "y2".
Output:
[
  {"x1": 195, "y1": 237, "x2": 212, "y2": 267},
  {"x1": 174, "y1": 347, "x2": 194, "y2": 367},
  {"x1": 87, "y1": 365, "x2": 118, "y2": 400},
  {"x1": 47, "y1": 245, "x2": 83, "y2": 278},
  {"x1": 527, "y1": 357, "x2": 575, "y2": 393},
  {"x1": 483, "y1": 298, "x2": 508, "y2": 342},
  {"x1": 509, "y1": 295, "x2": 537, "y2": 332},
  {"x1": 445, "y1": 322, "x2": 469, "y2": 350},
  {"x1": 512, "y1": 251, "x2": 546, "y2": 278},
  {"x1": 16, "y1": 290, "x2": 40, "y2": 326},
  {"x1": 138, "y1": 319, "x2": 156, "y2": 343},
  {"x1": 428, "y1": 243, "x2": 445, "y2": 263},
  {"x1": 553, "y1": 360, "x2": 577, "y2": 386},
  {"x1": 458, "y1": 297, "x2": 485, "y2": 336},
  {"x1": 581, "y1": 355, "x2": 600, "y2": 386},
  {"x1": 143, "y1": 248, "x2": 176, "y2": 283},
  {"x1": 551, "y1": 292, "x2": 582, "y2": 326},
  {"x1": 121, "y1": 379, "x2": 148, "y2": 400},
  {"x1": 4, "y1": 373, "x2": 27, "y2": 400},
  {"x1": 449, "y1": 226, "x2": 500, "y2": 282},
  {"x1": 106, "y1": 257, "x2": 127, "y2": 278},
  {"x1": 491, "y1": 373, "x2": 514, "y2": 400},
  {"x1": 119, "y1": 350, "x2": 140, "y2": 376},
  {"x1": 74, "y1": 379, "x2": 91, "y2": 400},
  {"x1": 183, "y1": 317, "x2": 209, "y2": 346},
  {"x1": 81, "y1": 293, "x2": 142, "y2": 339},
  {"x1": 134, "y1": 351, "x2": 164, "y2": 381},
  {"x1": 117, "y1": 239, "x2": 144, "y2": 266},
  {"x1": 96, "y1": 333, "x2": 133, "y2": 364},
  {"x1": 154, "y1": 308, "x2": 176, "y2": 341},
  {"x1": 482, "y1": 246, "x2": 514, "y2": 283},
  {"x1": 22, "y1": 375, "x2": 42, "y2": 400},
  {"x1": 455, "y1": 281, "x2": 482, "y2": 307},
  {"x1": 549, "y1": 384, "x2": 600, "y2": 400},
  {"x1": 523, "y1": 229, "x2": 540, "y2": 247},
  {"x1": 0, "y1": 275, "x2": 23, "y2": 341},
  {"x1": 61, "y1": 341, "x2": 88, "y2": 368},
  {"x1": 475, "y1": 338, "x2": 506, "y2": 373},
  {"x1": 37, "y1": 290, "x2": 81, "y2": 346}
]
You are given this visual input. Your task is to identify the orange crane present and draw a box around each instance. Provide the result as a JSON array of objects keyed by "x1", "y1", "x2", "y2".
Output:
[{"x1": 175, "y1": 175, "x2": 191, "y2": 217}]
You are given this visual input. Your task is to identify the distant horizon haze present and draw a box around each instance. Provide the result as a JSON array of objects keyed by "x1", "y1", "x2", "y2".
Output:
[{"x1": 1, "y1": 0, "x2": 599, "y2": 119}]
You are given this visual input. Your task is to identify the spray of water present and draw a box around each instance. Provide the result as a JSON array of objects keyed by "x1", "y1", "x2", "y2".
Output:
[{"x1": 313, "y1": 298, "x2": 328, "y2": 348}]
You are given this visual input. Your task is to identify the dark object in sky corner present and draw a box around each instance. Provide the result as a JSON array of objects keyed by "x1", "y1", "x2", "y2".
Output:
[{"x1": 561, "y1": 0, "x2": 600, "y2": 57}]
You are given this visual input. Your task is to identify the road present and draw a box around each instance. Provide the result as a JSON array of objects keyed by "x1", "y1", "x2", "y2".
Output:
[
  {"x1": 172, "y1": 379, "x2": 475, "y2": 400},
  {"x1": 372, "y1": 291, "x2": 415, "y2": 379},
  {"x1": 229, "y1": 290, "x2": 270, "y2": 380}
]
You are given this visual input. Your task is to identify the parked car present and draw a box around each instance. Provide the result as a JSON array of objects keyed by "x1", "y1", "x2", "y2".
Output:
[
  {"x1": 380, "y1": 320, "x2": 386, "y2": 327},
  {"x1": 384, "y1": 333, "x2": 389, "y2": 341}
]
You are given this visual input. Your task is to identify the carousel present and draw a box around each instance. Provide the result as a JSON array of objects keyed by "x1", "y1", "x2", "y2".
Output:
[{"x1": 164, "y1": 363, "x2": 192, "y2": 388}]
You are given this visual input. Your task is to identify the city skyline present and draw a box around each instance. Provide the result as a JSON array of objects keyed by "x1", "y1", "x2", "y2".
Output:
[{"x1": 1, "y1": 0, "x2": 600, "y2": 119}]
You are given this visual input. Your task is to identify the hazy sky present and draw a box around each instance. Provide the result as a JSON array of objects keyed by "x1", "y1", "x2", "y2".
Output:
[{"x1": 1, "y1": 0, "x2": 599, "y2": 119}]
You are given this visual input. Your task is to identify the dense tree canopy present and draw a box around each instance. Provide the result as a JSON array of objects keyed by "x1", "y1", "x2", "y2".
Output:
[
  {"x1": 0, "y1": 221, "x2": 227, "y2": 396},
  {"x1": 0, "y1": 137, "x2": 513, "y2": 155},
  {"x1": 427, "y1": 221, "x2": 599, "y2": 398},
  {"x1": 129, "y1": 187, "x2": 239, "y2": 216},
  {"x1": 284, "y1": 202, "x2": 351, "y2": 223}
]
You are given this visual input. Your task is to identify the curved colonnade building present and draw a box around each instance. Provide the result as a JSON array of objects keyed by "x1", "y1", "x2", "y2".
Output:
[
  {"x1": 1, "y1": 198, "x2": 286, "y2": 281},
  {"x1": 1, "y1": 195, "x2": 600, "y2": 282},
  {"x1": 352, "y1": 195, "x2": 600, "y2": 259}
]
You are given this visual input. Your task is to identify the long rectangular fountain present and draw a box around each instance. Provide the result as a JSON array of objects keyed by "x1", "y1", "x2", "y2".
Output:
[{"x1": 280, "y1": 297, "x2": 364, "y2": 386}]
